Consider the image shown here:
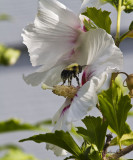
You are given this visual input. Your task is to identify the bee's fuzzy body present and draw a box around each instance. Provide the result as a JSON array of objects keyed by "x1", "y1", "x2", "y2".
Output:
[{"x1": 61, "y1": 63, "x2": 83, "y2": 86}]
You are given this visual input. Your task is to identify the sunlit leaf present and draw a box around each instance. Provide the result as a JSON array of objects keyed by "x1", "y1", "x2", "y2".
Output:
[
  {"x1": 128, "y1": 111, "x2": 133, "y2": 116},
  {"x1": 0, "y1": 119, "x2": 48, "y2": 133},
  {"x1": 98, "y1": 81, "x2": 132, "y2": 138},
  {"x1": 0, "y1": 149, "x2": 38, "y2": 160},
  {"x1": 0, "y1": 144, "x2": 22, "y2": 151},
  {"x1": 115, "y1": 75, "x2": 128, "y2": 95},
  {"x1": 111, "y1": 132, "x2": 133, "y2": 146},
  {"x1": 108, "y1": 123, "x2": 131, "y2": 136},
  {"x1": 82, "y1": 7, "x2": 111, "y2": 33},
  {"x1": 35, "y1": 119, "x2": 52, "y2": 127},
  {"x1": 77, "y1": 116, "x2": 108, "y2": 151}
]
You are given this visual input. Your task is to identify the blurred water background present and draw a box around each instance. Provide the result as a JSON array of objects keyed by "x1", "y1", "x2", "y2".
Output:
[{"x1": 0, "y1": 0, "x2": 133, "y2": 159}]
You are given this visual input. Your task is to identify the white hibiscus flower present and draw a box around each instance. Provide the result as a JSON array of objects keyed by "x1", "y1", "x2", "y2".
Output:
[{"x1": 22, "y1": 0, "x2": 123, "y2": 156}]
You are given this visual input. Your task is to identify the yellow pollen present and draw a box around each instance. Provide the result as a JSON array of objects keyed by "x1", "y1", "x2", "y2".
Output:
[{"x1": 52, "y1": 85, "x2": 78, "y2": 98}]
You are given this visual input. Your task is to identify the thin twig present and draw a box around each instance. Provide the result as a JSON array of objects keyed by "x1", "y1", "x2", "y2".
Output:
[
  {"x1": 106, "y1": 144, "x2": 133, "y2": 160},
  {"x1": 102, "y1": 134, "x2": 113, "y2": 159}
]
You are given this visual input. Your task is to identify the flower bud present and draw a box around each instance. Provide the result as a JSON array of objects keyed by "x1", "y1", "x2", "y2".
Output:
[
  {"x1": 0, "y1": 45, "x2": 20, "y2": 66},
  {"x1": 125, "y1": 74, "x2": 133, "y2": 97}
]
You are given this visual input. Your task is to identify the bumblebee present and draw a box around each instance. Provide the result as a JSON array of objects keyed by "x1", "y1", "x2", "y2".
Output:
[{"x1": 61, "y1": 63, "x2": 86, "y2": 86}]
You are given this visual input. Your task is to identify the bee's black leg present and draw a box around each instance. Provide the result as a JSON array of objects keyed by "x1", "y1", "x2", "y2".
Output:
[
  {"x1": 68, "y1": 78, "x2": 70, "y2": 86},
  {"x1": 75, "y1": 76, "x2": 80, "y2": 86},
  {"x1": 69, "y1": 75, "x2": 72, "y2": 86},
  {"x1": 61, "y1": 79, "x2": 66, "y2": 85}
]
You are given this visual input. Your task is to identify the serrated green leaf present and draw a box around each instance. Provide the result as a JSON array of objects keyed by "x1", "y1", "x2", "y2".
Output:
[
  {"x1": 82, "y1": 7, "x2": 111, "y2": 33},
  {"x1": 98, "y1": 81, "x2": 132, "y2": 138},
  {"x1": 0, "y1": 149, "x2": 38, "y2": 160},
  {"x1": 0, "y1": 119, "x2": 48, "y2": 133},
  {"x1": 77, "y1": 116, "x2": 107, "y2": 151},
  {"x1": 20, "y1": 131, "x2": 83, "y2": 159},
  {"x1": 111, "y1": 132, "x2": 133, "y2": 146},
  {"x1": 108, "y1": 122, "x2": 131, "y2": 136}
]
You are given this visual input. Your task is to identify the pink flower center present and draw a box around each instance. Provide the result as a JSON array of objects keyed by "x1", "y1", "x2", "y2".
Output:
[{"x1": 82, "y1": 69, "x2": 95, "y2": 85}]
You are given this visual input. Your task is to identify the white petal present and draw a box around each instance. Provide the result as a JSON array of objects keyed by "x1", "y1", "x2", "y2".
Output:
[
  {"x1": 77, "y1": 29, "x2": 123, "y2": 82},
  {"x1": 67, "y1": 78, "x2": 98, "y2": 122},
  {"x1": 22, "y1": 0, "x2": 81, "y2": 68},
  {"x1": 46, "y1": 143, "x2": 67, "y2": 156},
  {"x1": 23, "y1": 64, "x2": 67, "y2": 86},
  {"x1": 46, "y1": 99, "x2": 72, "y2": 157},
  {"x1": 52, "y1": 98, "x2": 72, "y2": 132},
  {"x1": 80, "y1": 0, "x2": 105, "y2": 13}
]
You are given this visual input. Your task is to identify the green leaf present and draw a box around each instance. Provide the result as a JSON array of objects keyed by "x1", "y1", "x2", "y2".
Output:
[
  {"x1": 129, "y1": 21, "x2": 133, "y2": 31},
  {"x1": 115, "y1": 75, "x2": 128, "y2": 95},
  {"x1": 88, "y1": 151, "x2": 102, "y2": 160},
  {"x1": 111, "y1": 132, "x2": 133, "y2": 146},
  {"x1": 0, "y1": 119, "x2": 48, "y2": 133},
  {"x1": 0, "y1": 14, "x2": 11, "y2": 21},
  {"x1": 120, "y1": 21, "x2": 133, "y2": 41},
  {"x1": 0, "y1": 144, "x2": 22, "y2": 151},
  {"x1": 128, "y1": 111, "x2": 133, "y2": 116},
  {"x1": 108, "y1": 123, "x2": 131, "y2": 136},
  {"x1": 83, "y1": 19, "x2": 97, "y2": 31},
  {"x1": 35, "y1": 119, "x2": 52, "y2": 126},
  {"x1": 82, "y1": 7, "x2": 111, "y2": 33},
  {"x1": 77, "y1": 116, "x2": 108, "y2": 151},
  {"x1": 0, "y1": 149, "x2": 38, "y2": 160},
  {"x1": 98, "y1": 81, "x2": 132, "y2": 138},
  {"x1": 20, "y1": 131, "x2": 83, "y2": 159}
]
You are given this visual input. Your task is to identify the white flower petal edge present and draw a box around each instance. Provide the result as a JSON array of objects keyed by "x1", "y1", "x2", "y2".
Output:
[
  {"x1": 22, "y1": 0, "x2": 80, "y2": 67},
  {"x1": 22, "y1": 0, "x2": 83, "y2": 86},
  {"x1": 80, "y1": 0, "x2": 106, "y2": 12},
  {"x1": 46, "y1": 99, "x2": 71, "y2": 156},
  {"x1": 76, "y1": 29, "x2": 123, "y2": 83},
  {"x1": 23, "y1": 64, "x2": 67, "y2": 86},
  {"x1": 46, "y1": 143, "x2": 67, "y2": 156}
]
